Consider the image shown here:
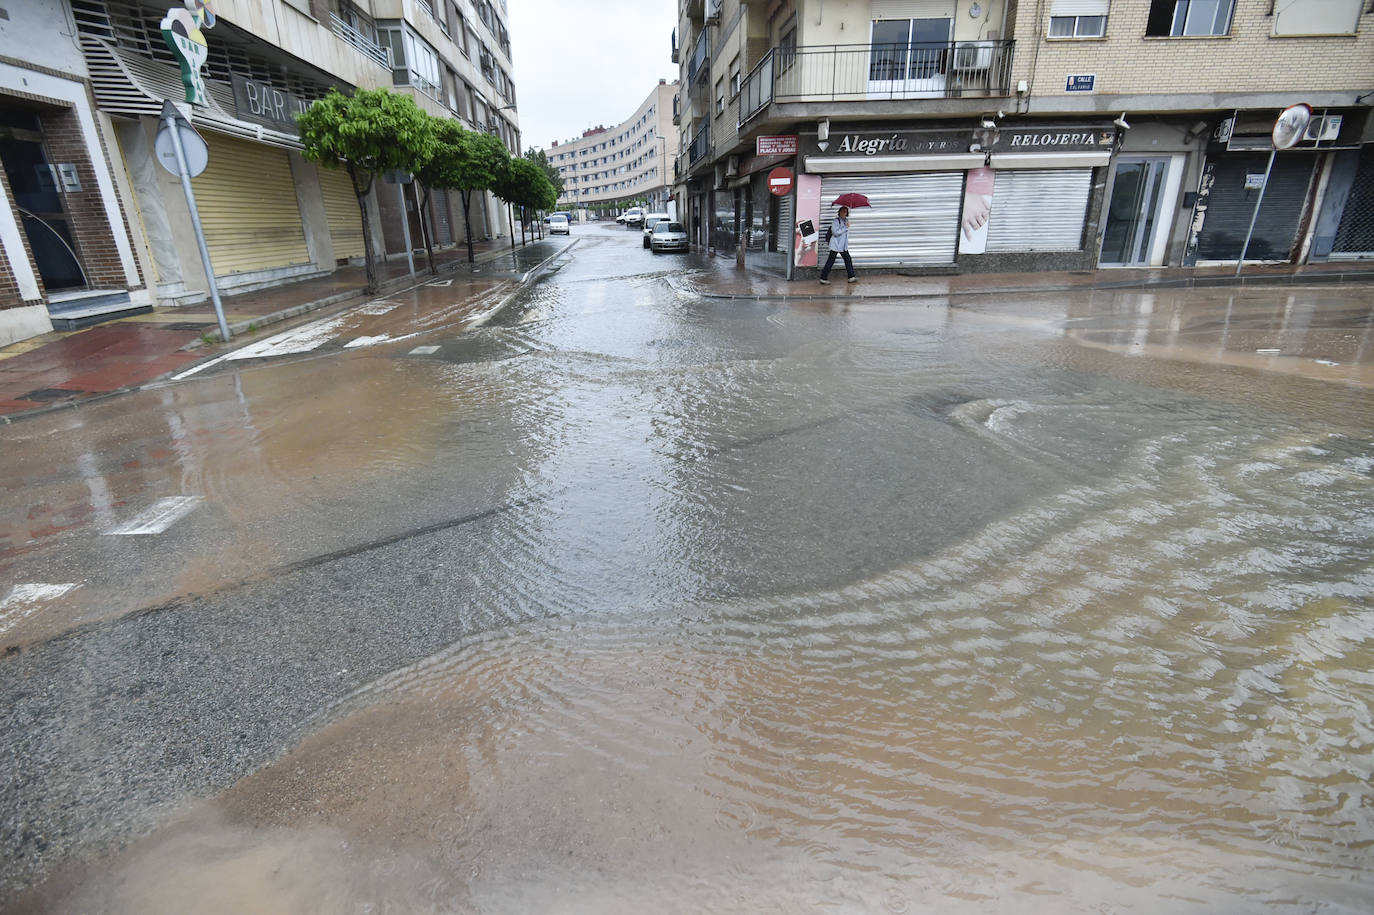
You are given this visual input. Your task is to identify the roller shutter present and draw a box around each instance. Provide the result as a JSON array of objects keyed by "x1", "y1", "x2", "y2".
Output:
[
  {"x1": 985, "y1": 168, "x2": 1092, "y2": 252},
  {"x1": 433, "y1": 188, "x2": 454, "y2": 246},
  {"x1": 190, "y1": 133, "x2": 309, "y2": 276},
  {"x1": 773, "y1": 191, "x2": 793, "y2": 253},
  {"x1": 1195, "y1": 153, "x2": 1315, "y2": 262},
  {"x1": 872, "y1": 1, "x2": 955, "y2": 18},
  {"x1": 1332, "y1": 146, "x2": 1374, "y2": 258},
  {"x1": 318, "y1": 166, "x2": 366, "y2": 262},
  {"x1": 820, "y1": 173, "x2": 961, "y2": 266}
]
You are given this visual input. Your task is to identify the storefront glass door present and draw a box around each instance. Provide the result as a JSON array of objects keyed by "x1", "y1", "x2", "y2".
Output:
[
  {"x1": 0, "y1": 111, "x2": 86, "y2": 291},
  {"x1": 1100, "y1": 157, "x2": 1170, "y2": 266}
]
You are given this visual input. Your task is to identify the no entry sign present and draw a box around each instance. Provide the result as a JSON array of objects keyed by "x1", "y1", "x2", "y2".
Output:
[{"x1": 768, "y1": 166, "x2": 794, "y2": 196}]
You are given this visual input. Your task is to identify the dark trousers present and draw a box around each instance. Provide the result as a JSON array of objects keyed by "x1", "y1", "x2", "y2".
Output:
[{"x1": 821, "y1": 249, "x2": 854, "y2": 279}]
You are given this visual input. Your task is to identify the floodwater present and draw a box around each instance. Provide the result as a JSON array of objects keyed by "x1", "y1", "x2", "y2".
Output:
[{"x1": 3, "y1": 226, "x2": 1373, "y2": 912}]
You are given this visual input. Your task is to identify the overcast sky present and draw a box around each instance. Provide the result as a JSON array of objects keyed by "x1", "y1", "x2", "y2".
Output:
[{"x1": 509, "y1": 1, "x2": 678, "y2": 152}]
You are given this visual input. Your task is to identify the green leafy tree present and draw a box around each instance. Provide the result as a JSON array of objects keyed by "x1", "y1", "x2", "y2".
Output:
[
  {"x1": 523, "y1": 147, "x2": 564, "y2": 200},
  {"x1": 495, "y1": 158, "x2": 555, "y2": 245},
  {"x1": 297, "y1": 88, "x2": 434, "y2": 292},
  {"x1": 413, "y1": 116, "x2": 464, "y2": 274},
  {"x1": 443, "y1": 130, "x2": 511, "y2": 263}
]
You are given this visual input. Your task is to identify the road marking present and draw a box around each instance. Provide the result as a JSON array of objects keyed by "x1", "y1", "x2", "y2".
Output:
[
  {"x1": 227, "y1": 315, "x2": 350, "y2": 361},
  {"x1": 346, "y1": 334, "x2": 395, "y2": 348},
  {"x1": 104, "y1": 496, "x2": 202, "y2": 535},
  {"x1": 409, "y1": 345, "x2": 441, "y2": 355},
  {"x1": 359, "y1": 300, "x2": 401, "y2": 315},
  {"x1": 427, "y1": 279, "x2": 453, "y2": 287},
  {"x1": 171, "y1": 352, "x2": 231, "y2": 380},
  {"x1": 0, "y1": 583, "x2": 80, "y2": 635}
]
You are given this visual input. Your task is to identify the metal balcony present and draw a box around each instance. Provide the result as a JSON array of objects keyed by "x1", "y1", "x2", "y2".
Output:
[
  {"x1": 672, "y1": 92, "x2": 681, "y2": 126},
  {"x1": 687, "y1": 29, "x2": 709, "y2": 84},
  {"x1": 671, "y1": 28, "x2": 679, "y2": 64},
  {"x1": 687, "y1": 122, "x2": 710, "y2": 166}
]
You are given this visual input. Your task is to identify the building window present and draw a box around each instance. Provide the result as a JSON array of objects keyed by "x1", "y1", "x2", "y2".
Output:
[
  {"x1": 1048, "y1": 0, "x2": 1108, "y2": 38},
  {"x1": 1271, "y1": 0, "x2": 1362, "y2": 35},
  {"x1": 715, "y1": 76, "x2": 725, "y2": 115},
  {"x1": 729, "y1": 56, "x2": 741, "y2": 98},
  {"x1": 380, "y1": 26, "x2": 441, "y2": 98},
  {"x1": 778, "y1": 16, "x2": 798, "y2": 72},
  {"x1": 869, "y1": 16, "x2": 953, "y2": 81},
  {"x1": 1146, "y1": 0, "x2": 1233, "y2": 36}
]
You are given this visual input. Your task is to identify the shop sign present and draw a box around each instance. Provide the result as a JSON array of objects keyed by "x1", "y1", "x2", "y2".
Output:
[
  {"x1": 1064, "y1": 75, "x2": 1095, "y2": 92},
  {"x1": 1244, "y1": 172, "x2": 1266, "y2": 190},
  {"x1": 757, "y1": 135, "x2": 799, "y2": 156},
  {"x1": 767, "y1": 167, "x2": 794, "y2": 196},
  {"x1": 992, "y1": 126, "x2": 1116, "y2": 152},
  {"x1": 231, "y1": 74, "x2": 312, "y2": 133},
  {"x1": 160, "y1": 1, "x2": 216, "y2": 107},
  {"x1": 808, "y1": 128, "x2": 968, "y2": 157}
]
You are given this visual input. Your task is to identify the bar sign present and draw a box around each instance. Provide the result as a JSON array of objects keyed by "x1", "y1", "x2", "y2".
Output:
[{"x1": 1065, "y1": 74, "x2": 1095, "y2": 92}]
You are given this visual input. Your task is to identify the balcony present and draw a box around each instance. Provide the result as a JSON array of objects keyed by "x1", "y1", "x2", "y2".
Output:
[
  {"x1": 739, "y1": 39, "x2": 1014, "y2": 121},
  {"x1": 671, "y1": 28, "x2": 679, "y2": 64},
  {"x1": 688, "y1": 122, "x2": 710, "y2": 166},
  {"x1": 687, "y1": 29, "x2": 709, "y2": 85},
  {"x1": 329, "y1": 12, "x2": 390, "y2": 69},
  {"x1": 672, "y1": 92, "x2": 680, "y2": 126}
]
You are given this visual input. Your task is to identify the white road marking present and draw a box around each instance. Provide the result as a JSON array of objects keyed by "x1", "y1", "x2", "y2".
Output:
[
  {"x1": 0, "y1": 583, "x2": 81, "y2": 635},
  {"x1": 346, "y1": 335, "x2": 395, "y2": 348},
  {"x1": 409, "y1": 345, "x2": 441, "y2": 355},
  {"x1": 359, "y1": 300, "x2": 401, "y2": 315},
  {"x1": 104, "y1": 496, "x2": 202, "y2": 535},
  {"x1": 227, "y1": 315, "x2": 351, "y2": 361},
  {"x1": 427, "y1": 279, "x2": 453, "y2": 287},
  {"x1": 171, "y1": 352, "x2": 231, "y2": 380}
]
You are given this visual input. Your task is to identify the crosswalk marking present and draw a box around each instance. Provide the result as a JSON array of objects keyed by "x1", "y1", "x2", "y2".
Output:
[
  {"x1": 409, "y1": 345, "x2": 441, "y2": 355},
  {"x1": 104, "y1": 496, "x2": 202, "y2": 536},
  {"x1": 1, "y1": 583, "x2": 80, "y2": 635}
]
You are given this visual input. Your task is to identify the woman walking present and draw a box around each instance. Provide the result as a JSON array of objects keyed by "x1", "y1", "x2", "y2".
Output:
[{"x1": 819, "y1": 206, "x2": 857, "y2": 285}]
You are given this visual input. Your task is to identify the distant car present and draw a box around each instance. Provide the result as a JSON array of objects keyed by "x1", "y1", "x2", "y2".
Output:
[
  {"x1": 615, "y1": 212, "x2": 629, "y2": 224},
  {"x1": 650, "y1": 220, "x2": 688, "y2": 253},
  {"x1": 641, "y1": 213, "x2": 672, "y2": 248},
  {"x1": 548, "y1": 214, "x2": 570, "y2": 235},
  {"x1": 553, "y1": 211, "x2": 574, "y2": 225},
  {"x1": 623, "y1": 207, "x2": 645, "y2": 228}
]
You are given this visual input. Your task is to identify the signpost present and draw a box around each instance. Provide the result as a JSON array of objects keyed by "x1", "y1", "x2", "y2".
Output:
[
  {"x1": 1236, "y1": 102, "x2": 1311, "y2": 277},
  {"x1": 155, "y1": 100, "x2": 230, "y2": 342},
  {"x1": 767, "y1": 166, "x2": 794, "y2": 196}
]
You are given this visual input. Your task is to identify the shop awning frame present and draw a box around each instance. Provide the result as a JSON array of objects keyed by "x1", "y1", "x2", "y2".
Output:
[
  {"x1": 804, "y1": 153, "x2": 987, "y2": 174},
  {"x1": 989, "y1": 151, "x2": 1111, "y2": 169}
]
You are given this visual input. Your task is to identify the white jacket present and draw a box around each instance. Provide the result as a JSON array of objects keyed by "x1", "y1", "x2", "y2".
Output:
[{"x1": 829, "y1": 217, "x2": 849, "y2": 253}]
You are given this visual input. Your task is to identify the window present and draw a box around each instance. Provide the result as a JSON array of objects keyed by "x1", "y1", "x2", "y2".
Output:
[
  {"x1": 380, "y1": 26, "x2": 441, "y2": 98},
  {"x1": 778, "y1": 16, "x2": 798, "y2": 72},
  {"x1": 455, "y1": 13, "x2": 469, "y2": 55},
  {"x1": 1146, "y1": 0, "x2": 1233, "y2": 36},
  {"x1": 869, "y1": 16, "x2": 953, "y2": 81},
  {"x1": 1049, "y1": 15, "x2": 1106, "y2": 36},
  {"x1": 729, "y1": 57, "x2": 741, "y2": 98},
  {"x1": 715, "y1": 76, "x2": 725, "y2": 115},
  {"x1": 1272, "y1": 0, "x2": 1362, "y2": 35}
]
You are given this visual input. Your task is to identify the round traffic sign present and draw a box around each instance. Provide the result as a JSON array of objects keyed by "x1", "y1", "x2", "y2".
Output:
[{"x1": 767, "y1": 166, "x2": 794, "y2": 197}]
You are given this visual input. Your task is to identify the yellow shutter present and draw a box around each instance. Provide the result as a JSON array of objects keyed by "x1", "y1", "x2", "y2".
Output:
[
  {"x1": 191, "y1": 134, "x2": 310, "y2": 276},
  {"x1": 318, "y1": 166, "x2": 367, "y2": 261}
]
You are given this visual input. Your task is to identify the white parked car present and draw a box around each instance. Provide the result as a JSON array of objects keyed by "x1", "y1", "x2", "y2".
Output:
[
  {"x1": 548, "y1": 214, "x2": 570, "y2": 235},
  {"x1": 622, "y1": 207, "x2": 645, "y2": 228},
  {"x1": 649, "y1": 220, "x2": 688, "y2": 253},
  {"x1": 641, "y1": 213, "x2": 672, "y2": 248}
]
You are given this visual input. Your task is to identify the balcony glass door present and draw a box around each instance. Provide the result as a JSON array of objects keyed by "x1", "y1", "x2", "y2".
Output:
[
  {"x1": 868, "y1": 17, "x2": 951, "y2": 97},
  {"x1": 1100, "y1": 157, "x2": 1170, "y2": 266}
]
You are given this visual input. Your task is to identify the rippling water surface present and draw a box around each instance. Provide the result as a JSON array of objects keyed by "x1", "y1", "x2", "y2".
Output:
[{"x1": 10, "y1": 234, "x2": 1374, "y2": 912}]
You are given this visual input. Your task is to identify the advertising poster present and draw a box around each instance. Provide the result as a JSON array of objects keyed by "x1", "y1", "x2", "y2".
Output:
[
  {"x1": 959, "y1": 166, "x2": 995, "y2": 255},
  {"x1": 794, "y1": 173, "x2": 822, "y2": 267}
]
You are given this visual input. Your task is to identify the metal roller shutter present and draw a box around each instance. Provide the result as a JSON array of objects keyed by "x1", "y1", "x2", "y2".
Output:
[
  {"x1": 774, "y1": 192, "x2": 793, "y2": 253},
  {"x1": 191, "y1": 133, "x2": 310, "y2": 276},
  {"x1": 1332, "y1": 146, "x2": 1374, "y2": 258},
  {"x1": 820, "y1": 173, "x2": 961, "y2": 266},
  {"x1": 433, "y1": 188, "x2": 454, "y2": 246},
  {"x1": 872, "y1": 1, "x2": 955, "y2": 18},
  {"x1": 1195, "y1": 153, "x2": 1315, "y2": 262},
  {"x1": 985, "y1": 168, "x2": 1092, "y2": 252},
  {"x1": 318, "y1": 166, "x2": 366, "y2": 262}
]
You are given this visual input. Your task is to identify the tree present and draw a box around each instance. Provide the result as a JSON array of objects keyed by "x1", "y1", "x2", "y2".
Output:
[
  {"x1": 494, "y1": 158, "x2": 555, "y2": 246},
  {"x1": 297, "y1": 88, "x2": 434, "y2": 293},
  {"x1": 412, "y1": 115, "x2": 462, "y2": 275},
  {"x1": 524, "y1": 147, "x2": 563, "y2": 200},
  {"x1": 441, "y1": 130, "x2": 510, "y2": 263}
]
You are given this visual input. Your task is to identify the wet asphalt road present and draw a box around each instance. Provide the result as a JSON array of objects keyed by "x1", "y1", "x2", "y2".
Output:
[{"x1": 2, "y1": 224, "x2": 1373, "y2": 910}]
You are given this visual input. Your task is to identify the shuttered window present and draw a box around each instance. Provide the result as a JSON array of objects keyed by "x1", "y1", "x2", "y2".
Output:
[
  {"x1": 820, "y1": 173, "x2": 962, "y2": 265},
  {"x1": 985, "y1": 169, "x2": 1092, "y2": 252},
  {"x1": 191, "y1": 134, "x2": 309, "y2": 276},
  {"x1": 318, "y1": 166, "x2": 366, "y2": 262}
]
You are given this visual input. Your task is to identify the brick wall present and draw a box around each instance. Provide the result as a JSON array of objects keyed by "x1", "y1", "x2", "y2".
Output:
[
  {"x1": 0, "y1": 166, "x2": 44, "y2": 309},
  {"x1": 1013, "y1": 0, "x2": 1374, "y2": 98},
  {"x1": 36, "y1": 104, "x2": 145, "y2": 293}
]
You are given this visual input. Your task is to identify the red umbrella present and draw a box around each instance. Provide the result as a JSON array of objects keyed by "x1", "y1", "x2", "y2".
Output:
[{"x1": 831, "y1": 193, "x2": 871, "y2": 208}]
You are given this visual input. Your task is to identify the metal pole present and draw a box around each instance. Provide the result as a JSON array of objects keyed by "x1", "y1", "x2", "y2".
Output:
[
  {"x1": 164, "y1": 112, "x2": 230, "y2": 343},
  {"x1": 1235, "y1": 147, "x2": 1276, "y2": 277},
  {"x1": 396, "y1": 181, "x2": 415, "y2": 275}
]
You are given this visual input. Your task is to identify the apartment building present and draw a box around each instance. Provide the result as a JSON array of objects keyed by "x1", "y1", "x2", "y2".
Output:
[
  {"x1": 547, "y1": 80, "x2": 679, "y2": 219},
  {"x1": 0, "y1": 0, "x2": 522, "y2": 344},
  {"x1": 672, "y1": 0, "x2": 1374, "y2": 277}
]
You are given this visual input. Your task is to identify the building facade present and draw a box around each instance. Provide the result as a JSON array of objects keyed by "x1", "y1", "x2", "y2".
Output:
[
  {"x1": 547, "y1": 80, "x2": 679, "y2": 219},
  {"x1": 672, "y1": 0, "x2": 1374, "y2": 277},
  {"x1": 0, "y1": 0, "x2": 523, "y2": 345}
]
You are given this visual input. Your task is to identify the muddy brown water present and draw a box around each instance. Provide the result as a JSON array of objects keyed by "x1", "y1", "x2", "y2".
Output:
[{"x1": 4, "y1": 233, "x2": 1373, "y2": 912}]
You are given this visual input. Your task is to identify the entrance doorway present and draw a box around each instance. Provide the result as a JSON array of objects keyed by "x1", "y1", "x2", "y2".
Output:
[
  {"x1": 0, "y1": 109, "x2": 87, "y2": 291},
  {"x1": 868, "y1": 16, "x2": 953, "y2": 97},
  {"x1": 1100, "y1": 156, "x2": 1175, "y2": 267}
]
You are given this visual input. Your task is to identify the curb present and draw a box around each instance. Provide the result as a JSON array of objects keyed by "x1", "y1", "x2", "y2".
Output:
[{"x1": 669, "y1": 269, "x2": 1374, "y2": 302}]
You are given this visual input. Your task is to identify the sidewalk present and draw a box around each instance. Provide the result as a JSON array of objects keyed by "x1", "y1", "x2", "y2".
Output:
[
  {"x1": 675, "y1": 256, "x2": 1374, "y2": 301},
  {"x1": 0, "y1": 236, "x2": 552, "y2": 419}
]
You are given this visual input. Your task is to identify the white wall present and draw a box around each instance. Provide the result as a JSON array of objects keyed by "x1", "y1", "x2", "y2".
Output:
[{"x1": 0, "y1": 0, "x2": 88, "y2": 76}]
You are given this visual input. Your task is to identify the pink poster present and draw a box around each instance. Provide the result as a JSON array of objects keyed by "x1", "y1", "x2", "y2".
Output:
[
  {"x1": 959, "y1": 167, "x2": 995, "y2": 255},
  {"x1": 794, "y1": 173, "x2": 822, "y2": 267}
]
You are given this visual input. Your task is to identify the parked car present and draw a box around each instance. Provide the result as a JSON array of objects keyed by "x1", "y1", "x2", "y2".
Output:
[
  {"x1": 623, "y1": 207, "x2": 645, "y2": 228},
  {"x1": 549, "y1": 214, "x2": 570, "y2": 235},
  {"x1": 649, "y1": 220, "x2": 688, "y2": 253},
  {"x1": 615, "y1": 212, "x2": 627, "y2": 224},
  {"x1": 641, "y1": 213, "x2": 672, "y2": 248}
]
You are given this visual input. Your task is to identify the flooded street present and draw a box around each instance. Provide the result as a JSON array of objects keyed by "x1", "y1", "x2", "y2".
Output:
[{"x1": 3, "y1": 224, "x2": 1373, "y2": 912}]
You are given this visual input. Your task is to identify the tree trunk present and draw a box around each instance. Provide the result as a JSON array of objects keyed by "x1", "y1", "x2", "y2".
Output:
[
  {"x1": 349, "y1": 165, "x2": 379, "y2": 294},
  {"x1": 508, "y1": 202, "x2": 515, "y2": 249},
  {"x1": 418, "y1": 185, "x2": 437, "y2": 275},
  {"x1": 460, "y1": 188, "x2": 475, "y2": 263},
  {"x1": 520, "y1": 206, "x2": 527, "y2": 246}
]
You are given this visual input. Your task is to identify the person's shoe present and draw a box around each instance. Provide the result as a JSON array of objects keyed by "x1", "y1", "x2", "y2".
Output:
[
  {"x1": 818, "y1": 278, "x2": 831, "y2": 285},
  {"x1": 847, "y1": 276, "x2": 858, "y2": 284}
]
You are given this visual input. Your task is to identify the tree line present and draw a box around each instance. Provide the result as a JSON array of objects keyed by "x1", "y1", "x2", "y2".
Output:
[{"x1": 297, "y1": 87, "x2": 560, "y2": 293}]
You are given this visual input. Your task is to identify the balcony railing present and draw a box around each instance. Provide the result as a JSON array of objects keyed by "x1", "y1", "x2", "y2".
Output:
[
  {"x1": 687, "y1": 29, "x2": 709, "y2": 84},
  {"x1": 688, "y1": 122, "x2": 710, "y2": 166},
  {"x1": 739, "y1": 39, "x2": 1014, "y2": 122},
  {"x1": 329, "y1": 12, "x2": 390, "y2": 68},
  {"x1": 671, "y1": 28, "x2": 680, "y2": 64},
  {"x1": 672, "y1": 92, "x2": 680, "y2": 126}
]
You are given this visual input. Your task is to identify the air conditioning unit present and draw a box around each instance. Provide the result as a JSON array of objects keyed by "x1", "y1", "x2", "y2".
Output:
[
  {"x1": 706, "y1": 0, "x2": 722, "y2": 22},
  {"x1": 725, "y1": 155, "x2": 739, "y2": 177},
  {"x1": 1303, "y1": 115, "x2": 1342, "y2": 142},
  {"x1": 952, "y1": 40, "x2": 994, "y2": 71}
]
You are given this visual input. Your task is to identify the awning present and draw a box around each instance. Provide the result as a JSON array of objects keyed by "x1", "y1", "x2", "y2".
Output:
[
  {"x1": 989, "y1": 151, "x2": 1111, "y2": 169},
  {"x1": 804, "y1": 153, "x2": 986, "y2": 174},
  {"x1": 82, "y1": 36, "x2": 303, "y2": 151}
]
